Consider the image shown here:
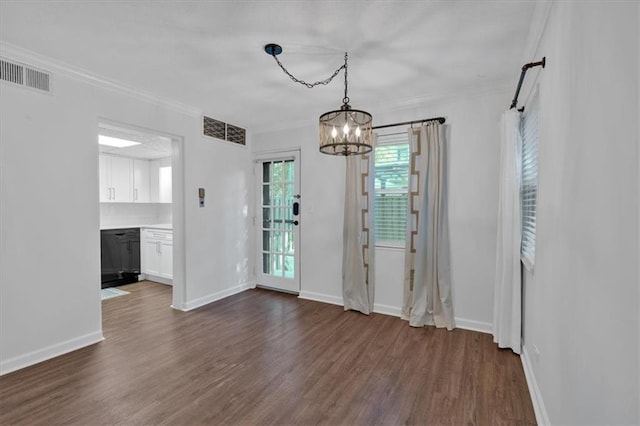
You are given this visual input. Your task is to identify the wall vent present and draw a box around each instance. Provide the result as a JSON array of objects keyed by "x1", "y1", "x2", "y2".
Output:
[
  {"x1": 0, "y1": 60, "x2": 23, "y2": 85},
  {"x1": 0, "y1": 58, "x2": 51, "y2": 93},
  {"x1": 225, "y1": 124, "x2": 246, "y2": 146},
  {"x1": 203, "y1": 116, "x2": 246, "y2": 146},
  {"x1": 203, "y1": 116, "x2": 226, "y2": 140}
]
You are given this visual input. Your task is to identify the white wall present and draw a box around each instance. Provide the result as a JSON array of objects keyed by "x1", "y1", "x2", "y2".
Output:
[
  {"x1": 0, "y1": 66, "x2": 104, "y2": 374},
  {"x1": 521, "y1": 2, "x2": 639, "y2": 424},
  {"x1": 252, "y1": 88, "x2": 508, "y2": 329},
  {"x1": 253, "y1": 128, "x2": 346, "y2": 305},
  {"x1": 376, "y1": 91, "x2": 507, "y2": 329},
  {"x1": 0, "y1": 46, "x2": 253, "y2": 373},
  {"x1": 182, "y1": 134, "x2": 253, "y2": 309}
]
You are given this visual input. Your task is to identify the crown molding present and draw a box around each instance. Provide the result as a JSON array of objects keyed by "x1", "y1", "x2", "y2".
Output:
[{"x1": 0, "y1": 41, "x2": 202, "y2": 118}]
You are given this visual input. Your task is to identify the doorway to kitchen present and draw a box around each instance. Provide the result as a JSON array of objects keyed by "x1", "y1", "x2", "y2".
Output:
[{"x1": 97, "y1": 120, "x2": 184, "y2": 311}]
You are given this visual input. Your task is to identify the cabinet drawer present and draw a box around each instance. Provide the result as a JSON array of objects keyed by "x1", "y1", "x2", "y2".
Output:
[{"x1": 143, "y1": 229, "x2": 173, "y2": 241}]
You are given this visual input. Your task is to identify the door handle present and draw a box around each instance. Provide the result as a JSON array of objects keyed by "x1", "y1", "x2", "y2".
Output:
[{"x1": 293, "y1": 202, "x2": 299, "y2": 216}]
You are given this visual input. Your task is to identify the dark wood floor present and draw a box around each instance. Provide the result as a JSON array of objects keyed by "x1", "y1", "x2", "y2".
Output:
[{"x1": 0, "y1": 281, "x2": 535, "y2": 425}]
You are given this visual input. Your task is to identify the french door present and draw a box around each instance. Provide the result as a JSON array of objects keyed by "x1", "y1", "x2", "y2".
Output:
[{"x1": 255, "y1": 150, "x2": 301, "y2": 293}]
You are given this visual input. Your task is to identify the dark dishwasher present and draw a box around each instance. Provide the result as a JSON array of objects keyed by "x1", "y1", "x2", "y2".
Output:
[{"x1": 100, "y1": 228, "x2": 140, "y2": 288}]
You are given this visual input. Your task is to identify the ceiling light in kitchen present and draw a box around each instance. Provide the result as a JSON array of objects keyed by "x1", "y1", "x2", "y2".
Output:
[{"x1": 98, "y1": 135, "x2": 141, "y2": 148}]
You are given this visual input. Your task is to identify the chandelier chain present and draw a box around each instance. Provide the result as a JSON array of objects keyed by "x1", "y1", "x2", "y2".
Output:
[
  {"x1": 343, "y1": 52, "x2": 349, "y2": 104},
  {"x1": 270, "y1": 51, "x2": 349, "y2": 93}
]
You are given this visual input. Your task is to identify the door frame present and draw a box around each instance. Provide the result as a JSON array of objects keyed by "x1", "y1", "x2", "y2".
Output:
[
  {"x1": 97, "y1": 118, "x2": 185, "y2": 309},
  {"x1": 253, "y1": 148, "x2": 301, "y2": 294}
]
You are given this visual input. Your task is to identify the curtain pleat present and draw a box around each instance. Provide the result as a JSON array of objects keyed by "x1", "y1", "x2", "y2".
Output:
[
  {"x1": 342, "y1": 153, "x2": 375, "y2": 314},
  {"x1": 402, "y1": 123, "x2": 455, "y2": 330},
  {"x1": 492, "y1": 109, "x2": 523, "y2": 354}
]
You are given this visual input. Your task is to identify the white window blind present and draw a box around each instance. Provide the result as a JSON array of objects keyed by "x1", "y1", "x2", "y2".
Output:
[
  {"x1": 374, "y1": 135, "x2": 409, "y2": 247},
  {"x1": 520, "y1": 91, "x2": 539, "y2": 270}
]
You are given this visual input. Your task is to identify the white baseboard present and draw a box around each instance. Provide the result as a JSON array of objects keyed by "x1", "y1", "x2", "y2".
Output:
[
  {"x1": 373, "y1": 303, "x2": 402, "y2": 317},
  {"x1": 298, "y1": 292, "x2": 402, "y2": 317},
  {"x1": 521, "y1": 344, "x2": 550, "y2": 426},
  {"x1": 297, "y1": 293, "x2": 493, "y2": 334},
  {"x1": 298, "y1": 290, "x2": 343, "y2": 306},
  {"x1": 140, "y1": 274, "x2": 173, "y2": 286},
  {"x1": 177, "y1": 282, "x2": 252, "y2": 312},
  {"x1": 0, "y1": 331, "x2": 104, "y2": 376},
  {"x1": 454, "y1": 317, "x2": 493, "y2": 334}
]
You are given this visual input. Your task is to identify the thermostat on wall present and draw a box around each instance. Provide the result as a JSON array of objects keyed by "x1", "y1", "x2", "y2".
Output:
[{"x1": 199, "y1": 188, "x2": 205, "y2": 208}]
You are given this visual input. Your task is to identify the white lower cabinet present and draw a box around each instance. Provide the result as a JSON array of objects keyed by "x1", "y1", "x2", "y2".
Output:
[{"x1": 141, "y1": 228, "x2": 173, "y2": 284}]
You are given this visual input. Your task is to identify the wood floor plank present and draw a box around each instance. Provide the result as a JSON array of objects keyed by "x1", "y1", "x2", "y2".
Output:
[{"x1": 0, "y1": 281, "x2": 536, "y2": 425}]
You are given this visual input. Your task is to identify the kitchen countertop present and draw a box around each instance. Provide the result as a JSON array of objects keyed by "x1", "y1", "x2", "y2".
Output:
[{"x1": 100, "y1": 223, "x2": 173, "y2": 231}]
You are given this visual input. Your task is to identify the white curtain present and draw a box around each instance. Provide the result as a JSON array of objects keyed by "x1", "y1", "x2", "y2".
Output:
[
  {"x1": 492, "y1": 109, "x2": 523, "y2": 354},
  {"x1": 342, "y1": 153, "x2": 375, "y2": 314},
  {"x1": 402, "y1": 123, "x2": 455, "y2": 330}
]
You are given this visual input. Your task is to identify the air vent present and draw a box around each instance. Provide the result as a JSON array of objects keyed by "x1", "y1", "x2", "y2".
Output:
[
  {"x1": 25, "y1": 67, "x2": 50, "y2": 92},
  {"x1": 225, "y1": 124, "x2": 246, "y2": 146},
  {"x1": 0, "y1": 60, "x2": 23, "y2": 85},
  {"x1": 203, "y1": 115, "x2": 246, "y2": 146},
  {"x1": 203, "y1": 116, "x2": 226, "y2": 140},
  {"x1": 0, "y1": 58, "x2": 51, "y2": 93}
]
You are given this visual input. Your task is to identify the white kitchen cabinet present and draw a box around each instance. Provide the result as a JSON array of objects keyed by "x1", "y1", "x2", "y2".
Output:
[
  {"x1": 99, "y1": 154, "x2": 133, "y2": 202},
  {"x1": 141, "y1": 228, "x2": 173, "y2": 284},
  {"x1": 99, "y1": 154, "x2": 152, "y2": 203},
  {"x1": 159, "y1": 242, "x2": 173, "y2": 277},
  {"x1": 133, "y1": 159, "x2": 150, "y2": 202}
]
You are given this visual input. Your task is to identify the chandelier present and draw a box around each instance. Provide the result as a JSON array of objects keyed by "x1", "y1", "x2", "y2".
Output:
[{"x1": 264, "y1": 43, "x2": 373, "y2": 156}]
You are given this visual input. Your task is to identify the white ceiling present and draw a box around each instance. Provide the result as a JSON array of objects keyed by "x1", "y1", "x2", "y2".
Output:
[{"x1": 0, "y1": 1, "x2": 537, "y2": 133}]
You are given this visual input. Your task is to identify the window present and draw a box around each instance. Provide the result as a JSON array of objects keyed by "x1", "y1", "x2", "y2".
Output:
[
  {"x1": 374, "y1": 134, "x2": 409, "y2": 247},
  {"x1": 520, "y1": 90, "x2": 539, "y2": 270}
]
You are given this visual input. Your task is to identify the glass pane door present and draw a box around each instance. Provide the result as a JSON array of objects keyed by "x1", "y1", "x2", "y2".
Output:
[{"x1": 256, "y1": 152, "x2": 300, "y2": 293}]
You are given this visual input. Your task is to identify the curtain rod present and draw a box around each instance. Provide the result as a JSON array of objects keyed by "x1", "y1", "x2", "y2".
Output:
[
  {"x1": 372, "y1": 117, "x2": 446, "y2": 130},
  {"x1": 510, "y1": 57, "x2": 546, "y2": 110}
]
